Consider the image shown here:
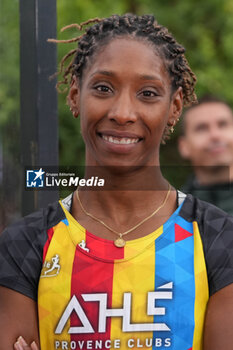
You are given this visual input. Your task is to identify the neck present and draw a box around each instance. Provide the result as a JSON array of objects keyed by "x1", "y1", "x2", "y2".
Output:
[
  {"x1": 194, "y1": 164, "x2": 233, "y2": 186},
  {"x1": 78, "y1": 166, "x2": 170, "y2": 224}
]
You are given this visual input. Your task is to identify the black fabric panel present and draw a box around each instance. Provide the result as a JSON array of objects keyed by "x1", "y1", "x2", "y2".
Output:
[
  {"x1": 180, "y1": 194, "x2": 233, "y2": 296},
  {"x1": 0, "y1": 201, "x2": 65, "y2": 300}
]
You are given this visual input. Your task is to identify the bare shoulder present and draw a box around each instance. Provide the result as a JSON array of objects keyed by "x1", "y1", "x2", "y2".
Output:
[
  {"x1": 204, "y1": 283, "x2": 233, "y2": 350},
  {"x1": 0, "y1": 286, "x2": 39, "y2": 349}
]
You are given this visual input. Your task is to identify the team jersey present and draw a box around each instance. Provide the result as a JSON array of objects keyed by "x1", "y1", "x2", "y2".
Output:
[{"x1": 1, "y1": 193, "x2": 233, "y2": 350}]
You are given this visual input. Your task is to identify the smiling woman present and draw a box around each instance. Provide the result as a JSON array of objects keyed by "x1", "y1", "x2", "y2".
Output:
[
  {"x1": 1, "y1": 13, "x2": 233, "y2": 350},
  {"x1": 72, "y1": 38, "x2": 180, "y2": 168}
]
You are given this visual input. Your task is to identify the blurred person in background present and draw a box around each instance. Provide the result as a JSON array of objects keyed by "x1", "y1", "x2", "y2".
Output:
[{"x1": 178, "y1": 95, "x2": 233, "y2": 214}]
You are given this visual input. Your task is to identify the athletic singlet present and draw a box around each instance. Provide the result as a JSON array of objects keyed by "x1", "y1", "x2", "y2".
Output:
[
  {"x1": 38, "y1": 195, "x2": 206, "y2": 350},
  {"x1": 1, "y1": 194, "x2": 233, "y2": 350}
]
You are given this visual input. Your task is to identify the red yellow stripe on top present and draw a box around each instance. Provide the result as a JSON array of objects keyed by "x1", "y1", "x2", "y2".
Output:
[
  {"x1": 192, "y1": 221, "x2": 209, "y2": 350},
  {"x1": 111, "y1": 242, "x2": 157, "y2": 349},
  {"x1": 38, "y1": 219, "x2": 77, "y2": 349},
  {"x1": 70, "y1": 231, "x2": 124, "y2": 345}
]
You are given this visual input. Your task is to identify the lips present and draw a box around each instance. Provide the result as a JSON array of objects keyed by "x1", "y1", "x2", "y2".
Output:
[
  {"x1": 101, "y1": 134, "x2": 140, "y2": 144},
  {"x1": 98, "y1": 130, "x2": 142, "y2": 145},
  {"x1": 207, "y1": 143, "x2": 227, "y2": 154}
]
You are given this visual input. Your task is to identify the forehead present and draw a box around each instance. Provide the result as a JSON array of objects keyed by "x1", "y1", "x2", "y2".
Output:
[
  {"x1": 81, "y1": 37, "x2": 170, "y2": 84},
  {"x1": 185, "y1": 102, "x2": 233, "y2": 128}
]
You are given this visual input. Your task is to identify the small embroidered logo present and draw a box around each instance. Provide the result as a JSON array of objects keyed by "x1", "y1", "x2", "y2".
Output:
[
  {"x1": 41, "y1": 254, "x2": 61, "y2": 278},
  {"x1": 78, "y1": 240, "x2": 90, "y2": 252}
]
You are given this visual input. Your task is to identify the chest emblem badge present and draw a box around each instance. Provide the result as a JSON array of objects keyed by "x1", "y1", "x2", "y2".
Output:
[
  {"x1": 78, "y1": 240, "x2": 90, "y2": 252},
  {"x1": 41, "y1": 254, "x2": 61, "y2": 278}
]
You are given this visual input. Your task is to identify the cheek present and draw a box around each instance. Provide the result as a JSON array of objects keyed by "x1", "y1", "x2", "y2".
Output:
[
  {"x1": 79, "y1": 103, "x2": 94, "y2": 130},
  {"x1": 225, "y1": 131, "x2": 233, "y2": 144},
  {"x1": 150, "y1": 113, "x2": 169, "y2": 138},
  {"x1": 190, "y1": 132, "x2": 207, "y2": 147},
  {"x1": 79, "y1": 113, "x2": 86, "y2": 135},
  {"x1": 79, "y1": 106, "x2": 101, "y2": 151},
  {"x1": 185, "y1": 135, "x2": 206, "y2": 155},
  {"x1": 191, "y1": 142, "x2": 205, "y2": 153},
  {"x1": 79, "y1": 111, "x2": 91, "y2": 147}
]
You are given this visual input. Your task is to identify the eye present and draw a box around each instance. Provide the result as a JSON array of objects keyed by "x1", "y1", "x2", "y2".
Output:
[
  {"x1": 194, "y1": 124, "x2": 208, "y2": 133},
  {"x1": 94, "y1": 85, "x2": 112, "y2": 93},
  {"x1": 219, "y1": 120, "x2": 230, "y2": 128},
  {"x1": 138, "y1": 88, "x2": 159, "y2": 100},
  {"x1": 142, "y1": 90, "x2": 157, "y2": 97}
]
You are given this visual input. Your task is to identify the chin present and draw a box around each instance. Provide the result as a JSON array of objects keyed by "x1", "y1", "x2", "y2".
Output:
[
  {"x1": 209, "y1": 158, "x2": 232, "y2": 167},
  {"x1": 103, "y1": 163, "x2": 143, "y2": 174},
  {"x1": 202, "y1": 163, "x2": 230, "y2": 173}
]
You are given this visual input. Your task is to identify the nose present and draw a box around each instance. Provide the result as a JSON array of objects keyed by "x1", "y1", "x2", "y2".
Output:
[
  {"x1": 107, "y1": 91, "x2": 137, "y2": 125},
  {"x1": 209, "y1": 125, "x2": 223, "y2": 140}
]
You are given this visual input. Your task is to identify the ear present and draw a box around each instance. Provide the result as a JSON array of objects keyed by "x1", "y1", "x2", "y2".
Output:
[
  {"x1": 167, "y1": 87, "x2": 183, "y2": 127},
  {"x1": 178, "y1": 135, "x2": 191, "y2": 159},
  {"x1": 67, "y1": 75, "x2": 80, "y2": 118}
]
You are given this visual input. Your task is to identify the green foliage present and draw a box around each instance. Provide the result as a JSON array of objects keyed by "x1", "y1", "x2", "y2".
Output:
[
  {"x1": 0, "y1": 0, "x2": 20, "y2": 167},
  {"x1": 0, "y1": 0, "x2": 19, "y2": 128},
  {"x1": 142, "y1": 0, "x2": 233, "y2": 104}
]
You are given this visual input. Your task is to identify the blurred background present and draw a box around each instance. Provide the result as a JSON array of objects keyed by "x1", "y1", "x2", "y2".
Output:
[{"x1": 1, "y1": 0, "x2": 233, "y2": 231}]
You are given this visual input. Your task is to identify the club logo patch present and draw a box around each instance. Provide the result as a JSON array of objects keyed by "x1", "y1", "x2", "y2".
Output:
[{"x1": 41, "y1": 254, "x2": 61, "y2": 278}]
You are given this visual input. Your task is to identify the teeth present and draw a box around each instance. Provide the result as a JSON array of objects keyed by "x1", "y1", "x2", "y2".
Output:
[{"x1": 102, "y1": 135, "x2": 139, "y2": 144}]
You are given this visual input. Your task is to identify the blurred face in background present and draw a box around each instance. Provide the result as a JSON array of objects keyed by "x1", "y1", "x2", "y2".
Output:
[{"x1": 178, "y1": 102, "x2": 233, "y2": 168}]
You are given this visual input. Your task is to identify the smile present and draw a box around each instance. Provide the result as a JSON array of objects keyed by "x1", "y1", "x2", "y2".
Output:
[{"x1": 101, "y1": 134, "x2": 140, "y2": 145}]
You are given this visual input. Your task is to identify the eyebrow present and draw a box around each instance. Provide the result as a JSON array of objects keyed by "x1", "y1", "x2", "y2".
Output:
[
  {"x1": 90, "y1": 70, "x2": 162, "y2": 82},
  {"x1": 138, "y1": 74, "x2": 162, "y2": 81},
  {"x1": 90, "y1": 70, "x2": 115, "y2": 78}
]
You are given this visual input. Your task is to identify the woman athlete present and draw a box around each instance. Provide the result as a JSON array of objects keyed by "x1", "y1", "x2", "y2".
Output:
[{"x1": 1, "y1": 13, "x2": 233, "y2": 350}]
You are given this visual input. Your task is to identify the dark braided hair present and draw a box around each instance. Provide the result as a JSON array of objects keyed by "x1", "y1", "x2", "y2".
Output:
[{"x1": 48, "y1": 13, "x2": 197, "y2": 108}]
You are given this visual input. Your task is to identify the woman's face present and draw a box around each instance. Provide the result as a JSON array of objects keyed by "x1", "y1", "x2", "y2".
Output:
[{"x1": 70, "y1": 38, "x2": 182, "y2": 168}]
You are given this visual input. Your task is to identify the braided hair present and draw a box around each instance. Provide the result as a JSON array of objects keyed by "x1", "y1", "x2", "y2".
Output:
[{"x1": 49, "y1": 13, "x2": 197, "y2": 108}]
